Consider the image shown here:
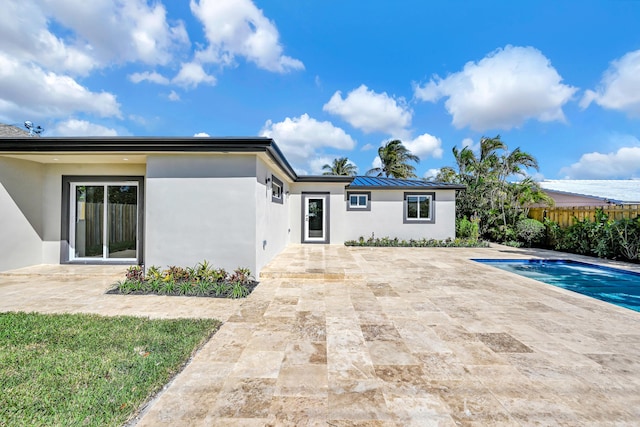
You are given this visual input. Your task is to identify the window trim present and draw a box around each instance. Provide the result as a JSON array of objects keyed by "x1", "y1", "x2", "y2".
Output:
[
  {"x1": 271, "y1": 175, "x2": 283, "y2": 204},
  {"x1": 346, "y1": 191, "x2": 371, "y2": 211},
  {"x1": 61, "y1": 175, "x2": 144, "y2": 265},
  {"x1": 403, "y1": 192, "x2": 435, "y2": 224}
]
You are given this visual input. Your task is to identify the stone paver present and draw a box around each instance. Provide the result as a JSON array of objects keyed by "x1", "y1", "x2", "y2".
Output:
[{"x1": 2, "y1": 245, "x2": 640, "y2": 425}]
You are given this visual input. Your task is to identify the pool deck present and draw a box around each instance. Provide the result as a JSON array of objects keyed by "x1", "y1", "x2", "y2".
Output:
[{"x1": 2, "y1": 244, "x2": 640, "y2": 425}]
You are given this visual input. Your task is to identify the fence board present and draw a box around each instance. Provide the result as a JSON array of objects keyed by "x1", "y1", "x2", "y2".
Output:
[
  {"x1": 529, "y1": 205, "x2": 640, "y2": 227},
  {"x1": 83, "y1": 202, "x2": 137, "y2": 248}
]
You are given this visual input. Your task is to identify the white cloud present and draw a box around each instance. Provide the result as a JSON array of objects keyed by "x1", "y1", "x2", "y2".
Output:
[
  {"x1": 404, "y1": 133, "x2": 443, "y2": 159},
  {"x1": 168, "y1": 90, "x2": 181, "y2": 102},
  {"x1": 371, "y1": 156, "x2": 382, "y2": 170},
  {"x1": 323, "y1": 85, "x2": 412, "y2": 135},
  {"x1": 129, "y1": 71, "x2": 170, "y2": 85},
  {"x1": 424, "y1": 168, "x2": 441, "y2": 179},
  {"x1": 0, "y1": 52, "x2": 121, "y2": 120},
  {"x1": 560, "y1": 144, "x2": 640, "y2": 179},
  {"x1": 50, "y1": 119, "x2": 118, "y2": 136},
  {"x1": 361, "y1": 143, "x2": 375, "y2": 151},
  {"x1": 260, "y1": 113, "x2": 355, "y2": 172},
  {"x1": 414, "y1": 45, "x2": 577, "y2": 131},
  {"x1": 0, "y1": 0, "x2": 97, "y2": 76},
  {"x1": 0, "y1": 0, "x2": 188, "y2": 122},
  {"x1": 172, "y1": 62, "x2": 216, "y2": 88},
  {"x1": 308, "y1": 156, "x2": 334, "y2": 175},
  {"x1": 37, "y1": 0, "x2": 189, "y2": 68},
  {"x1": 190, "y1": 0, "x2": 303, "y2": 73},
  {"x1": 194, "y1": 132, "x2": 210, "y2": 137},
  {"x1": 580, "y1": 49, "x2": 640, "y2": 116},
  {"x1": 461, "y1": 137, "x2": 480, "y2": 154}
]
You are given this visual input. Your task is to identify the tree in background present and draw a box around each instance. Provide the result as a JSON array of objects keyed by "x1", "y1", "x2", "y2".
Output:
[
  {"x1": 435, "y1": 135, "x2": 552, "y2": 242},
  {"x1": 322, "y1": 157, "x2": 357, "y2": 176},
  {"x1": 366, "y1": 139, "x2": 420, "y2": 178}
]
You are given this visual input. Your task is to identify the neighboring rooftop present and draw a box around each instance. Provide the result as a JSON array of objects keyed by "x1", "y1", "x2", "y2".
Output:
[
  {"x1": 539, "y1": 179, "x2": 640, "y2": 204},
  {"x1": 0, "y1": 124, "x2": 31, "y2": 138}
]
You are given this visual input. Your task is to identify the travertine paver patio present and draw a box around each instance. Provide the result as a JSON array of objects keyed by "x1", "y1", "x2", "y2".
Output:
[{"x1": 2, "y1": 245, "x2": 640, "y2": 425}]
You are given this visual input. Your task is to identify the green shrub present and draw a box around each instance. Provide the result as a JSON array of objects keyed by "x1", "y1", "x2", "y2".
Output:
[
  {"x1": 111, "y1": 261, "x2": 257, "y2": 298},
  {"x1": 344, "y1": 235, "x2": 489, "y2": 248},
  {"x1": 488, "y1": 224, "x2": 517, "y2": 243},
  {"x1": 230, "y1": 282, "x2": 249, "y2": 299},
  {"x1": 612, "y1": 217, "x2": 640, "y2": 261},
  {"x1": 540, "y1": 210, "x2": 640, "y2": 263},
  {"x1": 456, "y1": 216, "x2": 480, "y2": 242},
  {"x1": 516, "y1": 218, "x2": 545, "y2": 246}
]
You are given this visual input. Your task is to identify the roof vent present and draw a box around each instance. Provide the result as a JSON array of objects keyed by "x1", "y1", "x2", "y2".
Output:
[{"x1": 24, "y1": 121, "x2": 44, "y2": 137}]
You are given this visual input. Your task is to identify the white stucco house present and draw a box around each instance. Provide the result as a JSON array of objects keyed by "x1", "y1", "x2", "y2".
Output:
[{"x1": 0, "y1": 135, "x2": 464, "y2": 274}]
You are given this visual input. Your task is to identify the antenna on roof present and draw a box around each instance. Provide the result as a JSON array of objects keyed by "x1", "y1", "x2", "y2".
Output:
[{"x1": 24, "y1": 121, "x2": 44, "y2": 137}]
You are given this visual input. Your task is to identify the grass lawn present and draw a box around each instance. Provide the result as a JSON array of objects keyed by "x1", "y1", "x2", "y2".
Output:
[{"x1": 0, "y1": 312, "x2": 221, "y2": 426}]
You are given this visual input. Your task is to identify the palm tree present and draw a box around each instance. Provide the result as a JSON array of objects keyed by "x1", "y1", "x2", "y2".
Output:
[
  {"x1": 366, "y1": 139, "x2": 420, "y2": 178},
  {"x1": 439, "y1": 135, "x2": 550, "y2": 239},
  {"x1": 322, "y1": 157, "x2": 357, "y2": 176}
]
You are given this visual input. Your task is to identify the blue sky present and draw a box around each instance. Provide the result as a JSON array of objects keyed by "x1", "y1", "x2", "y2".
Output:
[{"x1": 1, "y1": 1, "x2": 640, "y2": 179}]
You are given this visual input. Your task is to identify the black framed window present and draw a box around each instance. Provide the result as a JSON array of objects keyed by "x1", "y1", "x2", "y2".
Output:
[{"x1": 271, "y1": 175, "x2": 283, "y2": 204}]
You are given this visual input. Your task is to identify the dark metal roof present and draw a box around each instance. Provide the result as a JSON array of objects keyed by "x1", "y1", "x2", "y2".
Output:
[{"x1": 347, "y1": 176, "x2": 465, "y2": 190}]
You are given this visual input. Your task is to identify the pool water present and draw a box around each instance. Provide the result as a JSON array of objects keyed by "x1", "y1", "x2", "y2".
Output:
[{"x1": 473, "y1": 259, "x2": 640, "y2": 312}]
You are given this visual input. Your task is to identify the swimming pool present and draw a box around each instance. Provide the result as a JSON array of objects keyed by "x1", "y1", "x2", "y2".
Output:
[{"x1": 473, "y1": 259, "x2": 640, "y2": 312}]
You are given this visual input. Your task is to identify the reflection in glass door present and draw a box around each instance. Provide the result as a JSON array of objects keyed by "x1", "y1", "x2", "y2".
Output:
[
  {"x1": 71, "y1": 183, "x2": 138, "y2": 261},
  {"x1": 303, "y1": 195, "x2": 328, "y2": 243}
]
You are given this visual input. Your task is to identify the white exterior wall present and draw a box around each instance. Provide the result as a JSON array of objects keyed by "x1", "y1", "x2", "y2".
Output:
[
  {"x1": 343, "y1": 189, "x2": 457, "y2": 241},
  {"x1": 145, "y1": 155, "x2": 258, "y2": 273},
  {"x1": 290, "y1": 183, "x2": 457, "y2": 243},
  {"x1": 41, "y1": 163, "x2": 145, "y2": 264},
  {"x1": 0, "y1": 157, "x2": 44, "y2": 271},
  {"x1": 289, "y1": 182, "x2": 349, "y2": 244},
  {"x1": 0, "y1": 158, "x2": 145, "y2": 271},
  {"x1": 255, "y1": 157, "x2": 291, "y2": 274}
]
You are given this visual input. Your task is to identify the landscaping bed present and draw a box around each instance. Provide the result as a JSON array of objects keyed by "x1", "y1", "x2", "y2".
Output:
[
  {"x1": 345, "y1": 235, "x2": 489, "y2": 247},
  {"x1": 108, "y1": 262, "x2": 258, "y2": 298}
]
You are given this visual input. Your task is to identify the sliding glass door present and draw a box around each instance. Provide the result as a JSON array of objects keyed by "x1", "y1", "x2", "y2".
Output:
[{"x1": 70, "y1": 182, "x2": 138, "y2": 261}]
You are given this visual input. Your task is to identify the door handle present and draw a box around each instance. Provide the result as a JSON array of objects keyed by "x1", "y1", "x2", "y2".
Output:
[{"x1": 305, "y1": 215, "x2": 309, "y2": 222}]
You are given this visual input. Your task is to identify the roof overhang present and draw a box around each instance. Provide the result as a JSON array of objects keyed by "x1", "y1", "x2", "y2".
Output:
[
  {"x1": 0, "y1": 136, "x2": 299, "y2": 181},
  {"x1": 296, "y1": 175, "x2": 355, "y2": 183}
]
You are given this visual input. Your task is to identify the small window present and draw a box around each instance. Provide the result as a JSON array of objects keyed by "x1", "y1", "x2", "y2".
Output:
[
  {"x1": 349, "y1": 194, "x2": 367, "y2": 208},
  {"x1": 346, "y1": 191, "x2": 371, "y2": 211},
  {"x1": 271, "y1": 175, "x2": 283, "y2": 204},
  {"x1": 404, "y1": 192, "x2": 435, "y2": 224}
]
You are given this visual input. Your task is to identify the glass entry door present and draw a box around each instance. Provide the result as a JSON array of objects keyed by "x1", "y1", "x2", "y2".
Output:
[
  {"x1": 70, "y1": 183, "x2": 138, "y2": 261},
  {"x1": 303, "y1": 194, "x2": 328, "y2": 243}
]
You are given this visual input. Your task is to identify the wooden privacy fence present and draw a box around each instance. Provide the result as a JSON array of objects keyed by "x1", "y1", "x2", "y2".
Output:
[
  {"x1": 529, "y1": 205, "x2": 640, "y2": 227},
  {"x1": 83, "y1": 202, "x2": 137, "y2": 247}
]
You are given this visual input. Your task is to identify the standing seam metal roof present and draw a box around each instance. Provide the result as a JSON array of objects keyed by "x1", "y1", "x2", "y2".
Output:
[{"x1": 347, "y1": 176, "x2": 465, "y2": 189}]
